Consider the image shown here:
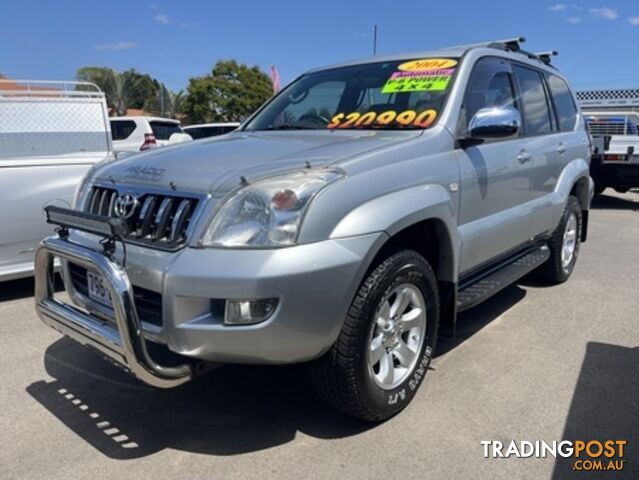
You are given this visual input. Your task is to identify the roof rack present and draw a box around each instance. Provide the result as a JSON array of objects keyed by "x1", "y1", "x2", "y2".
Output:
[
  {"x1": 0, "y1": 79, "x2": 103, "y2": 98},
  {"x1": 491, "y1": 39, "x2": 558, "y2": 69},
  {"x1": 443, "y1": 36, "x2": 526, "y2": 52},
  {"x1": 486, "y1": 37, "x2": 527, "y2": 52},
  {"x1": 443, "y1": 37, "x2": 559, "y2": 69},
  {"x1": 534, "y1": 51, "x2": 559, "y2": 66}
]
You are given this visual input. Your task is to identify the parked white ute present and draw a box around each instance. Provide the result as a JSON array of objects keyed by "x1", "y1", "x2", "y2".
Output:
[
  {"x1": 110, "y1": 116, "x2": 192, "y2": 153},
  {"x1": 0, "y1": 79, "x2": 113, "y2": 281}
]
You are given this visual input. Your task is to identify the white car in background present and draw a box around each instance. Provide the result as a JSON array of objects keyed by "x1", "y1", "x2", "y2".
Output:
[
  {"x1": 110, "y1": 116, "x2": 192, "y2": 152},
  {"x1": 182, "y1": 122, "x2": 240, "y2": 140}
]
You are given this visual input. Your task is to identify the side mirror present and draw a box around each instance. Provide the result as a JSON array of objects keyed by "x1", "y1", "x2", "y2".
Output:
[{"x1": 468, "y1": 106, "x2": 521, "y2": 140}]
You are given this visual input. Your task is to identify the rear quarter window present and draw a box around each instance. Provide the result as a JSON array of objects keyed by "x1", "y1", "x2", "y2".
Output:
[
  {"x1": 150, "y1": 121, "x2": 182, "y2": 140},
  {"x1": 546, "y1": 74, "x2": 578, "y2": 132},
  {"x1": 110, "y1": 120, "x2": 137, "y2": 140}
]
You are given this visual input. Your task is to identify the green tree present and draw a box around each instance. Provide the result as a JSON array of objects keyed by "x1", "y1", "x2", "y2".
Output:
[
  {"x1": 183, "y1": 60, "x2": 272, "y2": 123},
  {"x1": 76, "y1": 67, "x2": 159, "y2": 115},
  {"x1": 123, "y1": 70, "x2": 158, "y2": 109}
]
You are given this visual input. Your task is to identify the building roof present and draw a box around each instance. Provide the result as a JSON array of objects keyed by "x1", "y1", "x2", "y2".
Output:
[
  {"x1": 0, "y1": 78, "x2": 62, "y2": 95},
  {"x1": 576, "y1": 89, "x2": 639, "y2": 108},
  {"x1": 109, "y1": 108, "x2": 148, "y2": 117}
]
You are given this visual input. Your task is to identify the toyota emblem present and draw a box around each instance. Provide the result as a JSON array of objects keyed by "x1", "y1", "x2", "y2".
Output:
[{"x1": 113, "y1": 193, "x2": 139, "y2": 219}]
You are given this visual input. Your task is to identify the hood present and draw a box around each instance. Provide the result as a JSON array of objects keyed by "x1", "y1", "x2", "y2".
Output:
[{"x1": 93, "y1": 129, "x2": 421, "y2": 195}]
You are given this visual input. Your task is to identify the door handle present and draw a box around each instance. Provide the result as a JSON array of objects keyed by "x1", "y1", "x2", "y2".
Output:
[
  {"x1": 557, "y1": 143, "x2": 567, "y2": 155},
  {"x1": 517, "y1": 150, "x2": 532, "y2": 163}
]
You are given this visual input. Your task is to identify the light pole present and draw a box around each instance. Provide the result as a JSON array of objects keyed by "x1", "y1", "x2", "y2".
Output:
[{"x1": 373, "y1": 25, "x2": 378, "y2": 55}]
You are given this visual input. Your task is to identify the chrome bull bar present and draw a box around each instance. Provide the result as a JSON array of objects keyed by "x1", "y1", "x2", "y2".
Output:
[{"x1": 34, "y1": 235, "x2": 193, "y2": 388}]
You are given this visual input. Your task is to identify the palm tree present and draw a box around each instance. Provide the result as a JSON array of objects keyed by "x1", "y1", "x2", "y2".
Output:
[
  {"x1": 76, "y1": 67, "x2": 141, "y2": 116},
  {"x1": 104, "y1": 69, "x2": 143, "y2": 116},
  {"x1": 148, "y1": 84, "x2": 186, "y2": 119}
]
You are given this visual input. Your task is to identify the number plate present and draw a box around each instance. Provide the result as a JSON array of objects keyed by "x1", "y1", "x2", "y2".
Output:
[{"x1": 87, "y1": 271, "x2": 113, "y2": 308}]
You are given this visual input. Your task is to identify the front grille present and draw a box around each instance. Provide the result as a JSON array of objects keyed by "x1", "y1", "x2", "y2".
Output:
[
  {"x1": 85, "y1": 186, "x2": 200, "y2": 249},
  {"x1": 68, "y1": 263, "x2": 163, "y2": 327}
]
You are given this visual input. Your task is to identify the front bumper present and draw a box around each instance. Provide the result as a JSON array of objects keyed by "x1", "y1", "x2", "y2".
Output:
[
  {"x1": 36, "y1": 231, "x2": 384, "y2": 385},
  {"x1": 35, "y1": 236, "x2": 193, "y2": 388}
]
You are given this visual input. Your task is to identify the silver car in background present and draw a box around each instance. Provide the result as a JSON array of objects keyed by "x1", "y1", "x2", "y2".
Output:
[
  {"x1": 0, "y1": 80, "x2": 112, "y2": 281},
  {"x1": 34, "y1": 38, "x2": 593, "y2": 421}
]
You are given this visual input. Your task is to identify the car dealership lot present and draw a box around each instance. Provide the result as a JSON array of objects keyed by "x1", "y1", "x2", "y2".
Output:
[{"x1": 1, "y1": 191, "x2": 637, "y2": 480}]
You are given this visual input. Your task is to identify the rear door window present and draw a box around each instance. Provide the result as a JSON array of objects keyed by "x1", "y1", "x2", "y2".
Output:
[
  {"x1": 150, "y1": 121, "x2": 182, "y2": 140},
  {"x1": 110, "y1": 120, "x2": 136, "y2": 140},
  {"x1": 546, "y1": 74, "x2": 578, "y2": 132},
  {"x1": 513, "y1": 65, "x2": 553, "y2": 136}
]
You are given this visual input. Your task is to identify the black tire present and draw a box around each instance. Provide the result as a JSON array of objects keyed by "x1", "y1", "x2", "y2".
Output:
[
  {"x1": 310, "y1": 250, "x2": 439, "y2": 422},
  {"x1": 538, "y1": 195, "x2": 582, "y2": 284}
]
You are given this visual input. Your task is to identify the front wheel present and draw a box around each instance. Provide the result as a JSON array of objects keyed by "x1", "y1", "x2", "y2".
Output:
[{"x1": 310, "y1": 250, "x2": 439, "y2": 422}]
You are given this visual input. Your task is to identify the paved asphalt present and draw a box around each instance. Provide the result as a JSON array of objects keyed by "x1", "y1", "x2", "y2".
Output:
[{"x1": 1, "y1": 190, "x2": 637, "y2": 480}]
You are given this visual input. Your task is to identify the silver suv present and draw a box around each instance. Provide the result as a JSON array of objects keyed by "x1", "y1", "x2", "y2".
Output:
[{"x1": 35, "y1": 38, "x2": 593, "y2": 421}]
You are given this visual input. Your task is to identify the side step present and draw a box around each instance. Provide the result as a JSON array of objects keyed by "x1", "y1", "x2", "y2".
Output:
[{"x1": 457, "y1": 244, "x2": 550, "y2": 312}]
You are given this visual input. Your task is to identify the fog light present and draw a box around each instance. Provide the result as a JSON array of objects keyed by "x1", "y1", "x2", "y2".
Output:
[{"x1": 224, "y1": 298, "x2": 278, "y2": 325}]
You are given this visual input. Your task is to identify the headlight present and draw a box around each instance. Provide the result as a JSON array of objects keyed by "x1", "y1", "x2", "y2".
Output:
[{"x1": 201, "y1": 169, "x2": 343, "y2": 247}]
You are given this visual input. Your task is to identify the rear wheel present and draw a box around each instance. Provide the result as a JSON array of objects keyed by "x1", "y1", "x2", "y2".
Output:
[
  {"x1": 538, "y1": 195, "x2": 582, "y2": 284},
  {"x1": 311, "y1": 250, "x2": 439, "y2": 422}
]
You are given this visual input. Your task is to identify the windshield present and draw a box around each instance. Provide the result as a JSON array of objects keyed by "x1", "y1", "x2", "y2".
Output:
[{"x1": 244, "y1": 57, "x2": 459, "y2": 131}]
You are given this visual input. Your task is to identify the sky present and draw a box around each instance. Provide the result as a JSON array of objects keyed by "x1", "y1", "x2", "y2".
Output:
[{"x1": 1, "y1": 0, "x2": 639, "y2": 92}]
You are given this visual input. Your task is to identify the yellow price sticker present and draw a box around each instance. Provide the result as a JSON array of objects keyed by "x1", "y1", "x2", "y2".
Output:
[
  {"x1": 397, "y1": 58, "x2": 457, "y2": 72},
  {"x1": 382, "y1": 69, "x2": 454, "y2": 93},
  {"x1": 327, "y1": 109, "x2": 438, "y2": 129},
  {"x1": 382, "y1": 74, "x2": 452, "y2": 93}
]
